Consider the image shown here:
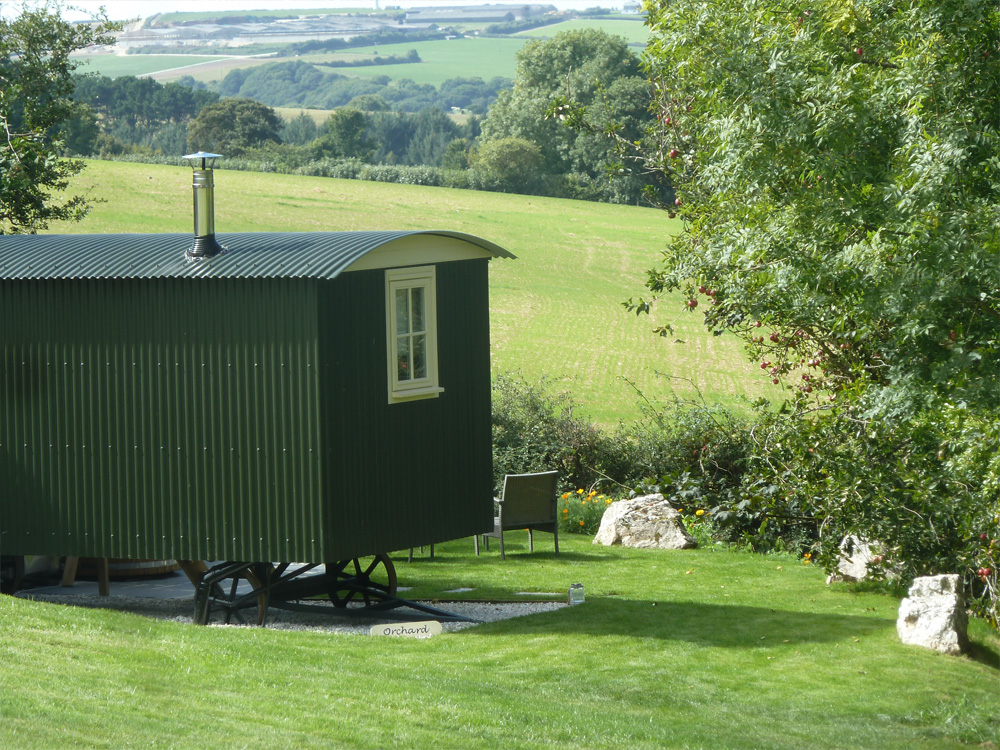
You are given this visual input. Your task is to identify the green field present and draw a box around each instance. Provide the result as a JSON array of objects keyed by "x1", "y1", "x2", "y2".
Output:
[
  {"x1": 74, "y1": 19, "x2": 646, "y2": 86},
  {"x1": 3, "y1": 536, "x2": 998, "y2": 749},
  {"x1": 132, "y1": 37, "x2": 527, "y2": 86},
  {"x1": 514, "y1": 18, "x2": 650, "y2": 45},
  {"x1": 73, "y1": 52, "x2": 244, "y2": 79},
  {"x1": 308, "y1": 37, "x2": 524, "y2": 84},
  {"x1": 49, "y1": 159, "x2": 769, "y2": 424},
  {"x1": 78, "y1": 37, "x2": 525, "y2": 86}
]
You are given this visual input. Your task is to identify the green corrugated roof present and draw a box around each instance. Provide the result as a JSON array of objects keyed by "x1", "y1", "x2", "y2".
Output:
[{"x1": 0, "y1": 231, "x2": 514, "y2": 281}]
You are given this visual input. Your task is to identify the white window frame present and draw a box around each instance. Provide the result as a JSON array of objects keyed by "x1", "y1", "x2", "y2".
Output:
[{"x1": 385, "y1": 266, "x2": 443, "y2": 403}]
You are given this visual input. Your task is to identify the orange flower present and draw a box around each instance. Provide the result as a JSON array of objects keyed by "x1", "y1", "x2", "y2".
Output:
[{"x1": 579, "y1": 520, "x2": 585, "y2": 526}]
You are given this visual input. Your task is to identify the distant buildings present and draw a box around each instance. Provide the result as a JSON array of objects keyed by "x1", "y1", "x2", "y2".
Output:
[{"x1": 403, "y1": 4, "x2": 557, "y2": 24}]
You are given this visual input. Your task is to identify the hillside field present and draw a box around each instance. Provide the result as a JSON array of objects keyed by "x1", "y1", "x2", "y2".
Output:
[
  {"x1": 514, "y1": 18, "x2": 649, "y2": 44},
  {"x1": 73, "y1": 17, "x2": 649, "y2": 86},
  {"x1": 48, "y1": 159, "x2": 772, "y2": 424}
]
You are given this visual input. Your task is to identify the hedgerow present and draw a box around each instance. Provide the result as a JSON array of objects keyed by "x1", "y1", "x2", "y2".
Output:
[{"x1": 491, "y1": 374, "x2": 999, "y2": 627}]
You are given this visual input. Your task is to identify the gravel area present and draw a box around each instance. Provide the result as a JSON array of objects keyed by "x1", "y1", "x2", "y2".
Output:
[{"x1": 17, "y1": 592, "x2": 565, "y2": 635}]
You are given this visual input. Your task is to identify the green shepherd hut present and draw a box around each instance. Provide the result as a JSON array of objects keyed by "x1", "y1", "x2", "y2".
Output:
[{"x1": 0, "y1": 155, "x2": 513, "y2": 574}]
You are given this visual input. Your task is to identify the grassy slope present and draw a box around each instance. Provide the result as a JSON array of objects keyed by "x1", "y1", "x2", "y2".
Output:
[
  {"x1": 2, "y1": 535, "x2": 997, "y2": 749},
  {"x1": 50, "y1": 160, "x2": 769, "y2": 423}
]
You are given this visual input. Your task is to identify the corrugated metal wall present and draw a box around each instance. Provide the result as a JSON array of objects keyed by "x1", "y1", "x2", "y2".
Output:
[
  {"x1": 0, "y1": 277, "x2": 324, "y2": 562},
  {"x1": 0, "y1": 257, "x2": 495, "y2": 564},
  {"x1": 318, "y1": 260, "x2": 494, "y2": 558}
]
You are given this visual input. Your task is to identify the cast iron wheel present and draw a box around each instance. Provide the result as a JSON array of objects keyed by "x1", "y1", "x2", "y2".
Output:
[
  {"x1": 327, "y1": 554, "x2": 397, "y2": 608},
  {"x1": 0, "y1": 555, "x2": 24, "y2": 595},
  {"x1": 199, "y1": 562, "x2": 270, "y2": 626}
]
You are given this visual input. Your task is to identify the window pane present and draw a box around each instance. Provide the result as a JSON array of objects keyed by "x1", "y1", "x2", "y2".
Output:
[
  {"x1": 397, "y1": 336, "x2": 411, "y2": 381},
  {"x1": 395, "y1": 288, "x2": 410, "y2": 334},
  {"x1": 412, "y1": 334, "x2": 427, "y2": 379},
  {"x1": 411, "y1": 286, "x2": 425, "y2": 333}
]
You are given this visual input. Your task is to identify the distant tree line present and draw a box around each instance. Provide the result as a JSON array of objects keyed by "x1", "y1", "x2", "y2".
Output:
[
  {"x1": 313, "y1": 49, "x2": 420, "y2": 68},
  {"x1": 209, "y1": 60, "x2": 510, "y2": 114},
  {"x1": 480, "y1": 13, "x2": 573, "y2": 35},
  {"x1": 68, "y1": 74, "x2": 220, "y2": 157},
  {"x1": 66, "y1": 29, "x2": 667, "y2": 205},
  {"x1": 275, "y1": 28, "x2": 446, "y2": 57}
]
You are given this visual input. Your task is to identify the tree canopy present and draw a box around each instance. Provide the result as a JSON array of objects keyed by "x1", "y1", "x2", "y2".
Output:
[
  {"x1": 186, "y1": 98, "x2": 284, "y2": 156},
  {"x1": 481, "y1": 28, "x2": 659, "y2": 202},
  {"x1": 640, "y1": 0, "x2": 999, "y2": 416},
  {"x1": 0, "y1": 4, "x2": 121, "y2": 233},
  {"x1": 311, "y1": 108, "x2": 373, "y2": 161},
  {"x1": 633, "y1": 0, "x2": 999, "y2": 614}
]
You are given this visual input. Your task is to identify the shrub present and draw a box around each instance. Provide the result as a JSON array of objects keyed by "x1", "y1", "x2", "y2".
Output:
[
  {"x1": 490, "y1": 373, "x2": 610, "y2": 495},
  {"x1": 750, "y1": 402, "x2": 1000, "y2": 628},
  {"x1": 489, "y1": 375, "x2": 998, "y2": 626},
  {"x1": 559, "y1": 489, "x2": 616, "y2": 534}
]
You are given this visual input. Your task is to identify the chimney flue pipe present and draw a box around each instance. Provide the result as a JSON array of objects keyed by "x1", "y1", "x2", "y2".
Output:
[{"x1": 183, "y1": 152, "x2": 223, "y2": 259}]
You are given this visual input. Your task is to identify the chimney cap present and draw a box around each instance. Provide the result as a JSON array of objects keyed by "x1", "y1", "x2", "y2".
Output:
[{"x1": 183, "y1": 152, "x2": 222, "y2": 169}]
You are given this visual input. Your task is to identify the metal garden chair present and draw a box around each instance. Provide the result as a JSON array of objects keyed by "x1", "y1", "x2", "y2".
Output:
[{"x1": 474, "y1": 471, "x2": 559, "y2": 560}]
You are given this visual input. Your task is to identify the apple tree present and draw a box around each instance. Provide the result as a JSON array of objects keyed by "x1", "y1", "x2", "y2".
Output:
[
  {"x1": 0, "y1": 2, "x2": 122, "y2": 233},
  {"x1": 633, "y1": 0, "x2": 999, "y2": 617},
  {"x1": 639, "y1": 0, "x2": 998, "y2": 412}
]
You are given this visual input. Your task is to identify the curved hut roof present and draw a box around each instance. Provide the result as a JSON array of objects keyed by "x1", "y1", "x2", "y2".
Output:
[{"x1": 0, "y1": 231, "x2": 514, "y2": 281}]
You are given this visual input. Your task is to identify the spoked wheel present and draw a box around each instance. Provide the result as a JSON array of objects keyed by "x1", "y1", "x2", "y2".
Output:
[
  {"x1": 193, "y1": 562, "x2": 270, "y2": 626},
  {"x1": 327, "y1": 554, "x2": 397, "y2": 608}
]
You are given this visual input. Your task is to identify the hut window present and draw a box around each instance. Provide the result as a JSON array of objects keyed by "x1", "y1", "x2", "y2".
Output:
[{"x1": 386, "y1": 266, "x2": 442, "y2": 403}]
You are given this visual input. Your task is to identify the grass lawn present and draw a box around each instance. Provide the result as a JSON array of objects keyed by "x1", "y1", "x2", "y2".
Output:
[
  {"x1": 50, "y1": 159, "x2": 769, "y2": 424},
  {"x1": 2, "y1": 535, "x2": 997, "y2": 749}
]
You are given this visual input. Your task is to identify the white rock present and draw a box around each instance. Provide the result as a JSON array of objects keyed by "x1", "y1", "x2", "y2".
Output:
[
  {"x1": 593, "y1": 493, "x2": 696, "y2": 550},
  {"x1": 896, "y1": 574, "x2": 968, "y2": 655},
  {"x1": 826, "y1": 535, "x2": 889, "y2": 584}
]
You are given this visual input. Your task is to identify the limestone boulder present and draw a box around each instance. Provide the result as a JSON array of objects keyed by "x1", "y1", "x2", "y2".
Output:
[
  {"x1": 896, "y1": 574, "x2": 969, "y2": 655},
  {"x1": 593, "y1": 493, "x2": 696, "y2": 550},
  {"x1": 826, "y1": 535, "x2": 894, "y2": 584}
]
